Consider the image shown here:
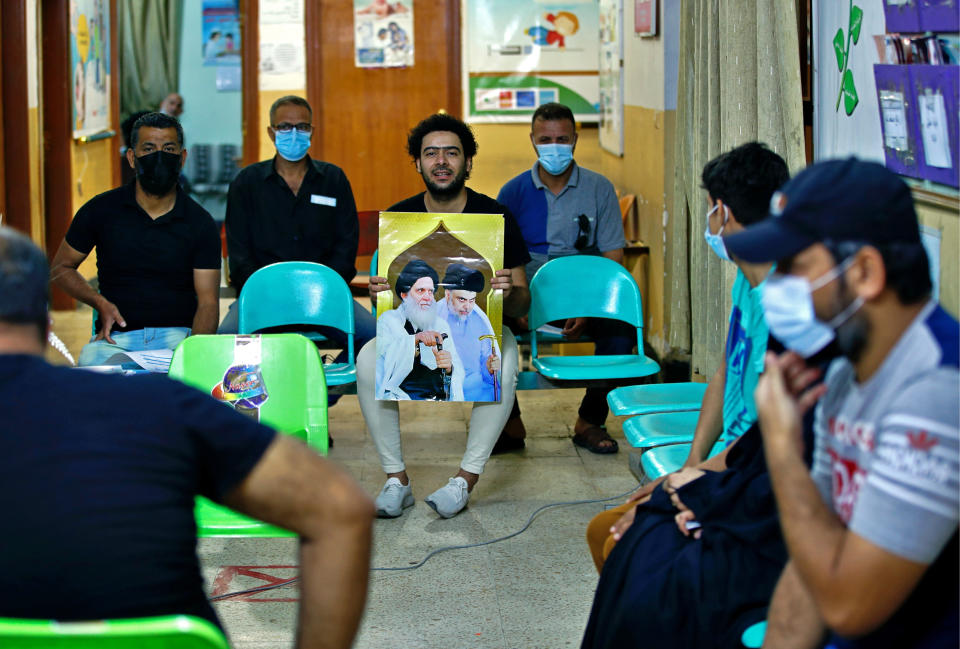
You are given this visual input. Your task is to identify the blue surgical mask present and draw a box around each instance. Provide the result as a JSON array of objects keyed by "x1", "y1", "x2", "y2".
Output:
[
  {"x1": 703, "y1": 203, "x2": 731, "y2": 262},
  {"x1": 274, "y1": 129, "x2": 311, "y2": 162},
  {"x1": 536, "y1": 143, "x2": 574, "y2": 175},
  {"x1": 761, "y1": 258, "x2": 864, "y2": 357}
]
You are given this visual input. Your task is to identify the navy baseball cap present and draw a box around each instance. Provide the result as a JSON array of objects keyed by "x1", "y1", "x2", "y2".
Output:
[{"x1": 724, "y1": 158, "x2": 920, "y2": 263}]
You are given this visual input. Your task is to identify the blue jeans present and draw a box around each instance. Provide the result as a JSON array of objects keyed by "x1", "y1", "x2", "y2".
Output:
[{"x1": 77, "y1": 327, "x2": 191, "y2": 367}]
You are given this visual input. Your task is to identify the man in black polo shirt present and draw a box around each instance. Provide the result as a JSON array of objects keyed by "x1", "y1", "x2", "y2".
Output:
[
  {"x1": 362, "y1": 113, "x2": 532, "y2": 519},
  {"x1": 1, "y1": 226, "x2": 374, "y2": 648},
  {"x1": 51, "y1": 112, "x2": 221, "y2": 366},
  {"x1": 220, "y1": 95, "x2": 376, "y2": 359}
]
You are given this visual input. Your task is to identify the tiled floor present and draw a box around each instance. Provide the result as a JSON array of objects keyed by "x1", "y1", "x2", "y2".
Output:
[{"x1": 49, "y1": 305, "x2": 639, "y2": 649}]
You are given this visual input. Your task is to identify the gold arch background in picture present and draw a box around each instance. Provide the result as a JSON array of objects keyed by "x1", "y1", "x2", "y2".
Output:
[{"x1": 376, "y1": 211, "x2": 505, "y2": 402}]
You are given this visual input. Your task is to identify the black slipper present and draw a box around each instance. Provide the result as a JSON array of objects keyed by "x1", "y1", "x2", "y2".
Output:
[{"x1": 572, "y1": 426, "x2": 618, "y2": 454}]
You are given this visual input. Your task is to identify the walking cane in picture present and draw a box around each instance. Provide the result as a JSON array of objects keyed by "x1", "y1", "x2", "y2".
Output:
[
  {"x1": 436, "y1": 333, "x2": 451, "y2": 401},
  {"x1": 478, "y1": 334, "x2": 500, "y2": 401}
]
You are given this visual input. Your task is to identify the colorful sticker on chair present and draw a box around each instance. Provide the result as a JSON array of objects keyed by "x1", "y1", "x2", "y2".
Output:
[{"x1": 212, "y1": 335, "x2": 269, "y2": 421}]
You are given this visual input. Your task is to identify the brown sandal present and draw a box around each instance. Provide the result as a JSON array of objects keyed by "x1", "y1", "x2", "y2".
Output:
[{"x1": 572, "y1": 426, "x2": 619, "y2": 455}]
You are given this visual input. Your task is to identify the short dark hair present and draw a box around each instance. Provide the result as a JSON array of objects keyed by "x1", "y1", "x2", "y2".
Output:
[
  {"x1": 270, "y1": 95, "x2": 313, "y2": 126},
  {"x1": 130, "y1": 112, "x2": 184, "y2": 149},
  {"x1": 0, "y1": 226, "x2": 49, "y2": 338},
  {"x1": 825, "y1": 240, "x2": 931, "y2": 305},
  {"x1": 407, "y1": 113, "x2": 478, "y2": 159},
  {"x1": 700, "y1": 141, "x2": 789, "y2": 226},
  {"x1": 531, "y1": 102, "x2": 576, "y2": 130}
]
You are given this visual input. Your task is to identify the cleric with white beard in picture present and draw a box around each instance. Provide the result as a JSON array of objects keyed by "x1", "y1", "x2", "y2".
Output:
[{"x1": 375, "y1": 259, "x2": 464, "y2": 401}]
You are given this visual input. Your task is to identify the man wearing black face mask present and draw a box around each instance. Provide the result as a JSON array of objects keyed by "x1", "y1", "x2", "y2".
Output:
[{"x1": 51, "y1": 112, "x2": 221, "y2": 366}]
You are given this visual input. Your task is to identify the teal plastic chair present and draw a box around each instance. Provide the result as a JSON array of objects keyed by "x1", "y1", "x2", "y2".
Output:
[
  {"x1": 169, "y1": 333, "x2": 328, "y2": 537},
  {"x1": 0, "y1": 615, "x2": 228, "y2": 648},
  {"x1": 639, "y1": 440, "x2": 726, "y2": 480},
  {"x1": 369, "y1": 250, "x2": 378, "y2": 315},
  {"x1": 607, "y1": 382, "x2": 707, "y2": 416},
  {"x1": 622, "y1": 410, "x2": 700, "y2": 449},
  {"x1": 741, "y1": 621, "x2": 766, "y2": 648},
  {"x1": 527, "y1": 256, "x2": 660, "y2": 381},
  {"x1": 238, "y1": 261, "x2": 356, "y2": 386}
]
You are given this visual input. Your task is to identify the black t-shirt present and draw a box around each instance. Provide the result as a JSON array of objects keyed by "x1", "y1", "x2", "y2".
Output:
[
  {"x1": 0, "y1": 355, "x2": 276, "y2": 627},
  {"x1": 65, "y1": 182, "x2": 221, "y2": 332},
  {"x1": 387, "y1": 188, "x2": 531, "y2": 270},
  {"x1": 225, "y1": 156, "x2": 360, "y2": 291}
]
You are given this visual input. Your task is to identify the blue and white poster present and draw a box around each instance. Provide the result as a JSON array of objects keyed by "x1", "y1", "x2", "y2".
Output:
[
  {"x1": 202, "y1": 0, "x2": 241, "y2": 67},
  {"x1": 465, "y1": 0, "x2": 600, "y2": 123},
  {"x1": 70, "y1": 0, "x2": 110, "y2": 138}
]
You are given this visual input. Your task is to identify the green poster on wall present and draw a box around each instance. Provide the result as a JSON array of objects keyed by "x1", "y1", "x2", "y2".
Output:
[{"x1": 464, "y1": 0, "x2": 600, "y2": 123}]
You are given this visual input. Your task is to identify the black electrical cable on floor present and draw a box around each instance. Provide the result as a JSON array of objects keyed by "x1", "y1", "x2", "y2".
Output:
[{"x1": 210, "y1": 486, "x2": 637, "y2": 602}]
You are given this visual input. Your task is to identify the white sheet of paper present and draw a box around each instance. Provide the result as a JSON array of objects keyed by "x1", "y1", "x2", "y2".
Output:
[
  {"x1": 920, "y1": 225, "x2": 942, "y2": 301},
  {"x1": 880, "y1": 91, "x2": 909, "y2": 151},
  {"x1": 918, "y1": 91, "x2": 953, "y2": 169},
  {"x1": 119, "y1": 349, "x2": 174, "y2": 373}
]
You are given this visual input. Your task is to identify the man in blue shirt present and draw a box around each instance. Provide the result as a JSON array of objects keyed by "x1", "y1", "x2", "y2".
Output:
[
  {"x1": 586, "y1": 141, "x2": 790, "y2": 570},
  {"x1": 497, "y1": 102, "x2": 629, "y2": 454}
]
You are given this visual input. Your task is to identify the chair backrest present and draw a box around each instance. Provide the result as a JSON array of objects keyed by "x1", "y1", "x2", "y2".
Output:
[
  {"x1": 216, "y1": 144, "x2": 240, "y2": 184},
  {"x1": 189, "y1": 144, "x2": 212, "y2": 185},
  {"x1": 0, "y1": 614, "x2": 228, "y2": 649},
  {"x1": 528, "y1": 255, "x2": 645, "y2": 330},
  {"x1": 238, "y1": 262, "x2": 355, "y2": 338},
  {"x1": 169, "y1": 334, "x2": 328, "y2": 452}
]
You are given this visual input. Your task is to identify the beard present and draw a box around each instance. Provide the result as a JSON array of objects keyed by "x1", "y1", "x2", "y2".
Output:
[
  {"x1": 401, "y1": 294, "x2": 438, "y2": 332},
  {"x1": 831, "y1": 282, "x2": 869, "y2": 363},
  {"x1": 421, "y1": 164, "x2": 468, "y2": 201}
]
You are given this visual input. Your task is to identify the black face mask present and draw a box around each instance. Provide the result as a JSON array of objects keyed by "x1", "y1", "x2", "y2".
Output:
[{"x1": 135, "y1": 150, "x2": 181, "y2": 196}]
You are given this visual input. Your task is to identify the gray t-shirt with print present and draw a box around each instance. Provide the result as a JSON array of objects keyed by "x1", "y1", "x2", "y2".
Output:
[{"x1": 811, "y1": 301, "x2": 959, "y2": 563}]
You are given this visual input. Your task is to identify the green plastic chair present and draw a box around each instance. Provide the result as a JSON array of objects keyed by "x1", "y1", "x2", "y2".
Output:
[
  {"x1": 0, "y1": 615, "x2": 228, "y2": 648},
  {"x1": 169, "y1": 333, "x2": 328, "y2": 537},
  {"x1": 238, "y1": 261, "x2": 356, "y2": 386},
  {"x1": 639, "y1": 440, "x2": 726, "y2": 480},
  {"x1": 527, "y1": 256, "x2": 660, "y2": 381},
  {"x1": 607, "y1": 382, "x2": 707, "y2": 416},
  {"x1": 622, "y1": 410, "x2": 700, "y2": 449}
]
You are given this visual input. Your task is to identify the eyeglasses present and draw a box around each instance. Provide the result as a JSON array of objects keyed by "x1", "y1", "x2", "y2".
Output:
[
  {"x1": 574, "y1": 214, "x2": 590, "y2": 250},
  {"x1": 272, "y1": 122, "x2": 313, "y2": 133}
]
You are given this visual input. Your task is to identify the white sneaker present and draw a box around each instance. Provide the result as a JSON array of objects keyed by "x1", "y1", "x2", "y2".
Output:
[
  {"x1": 424, "y1": 477, "x2": 470, "y2": 518},
  {"x1": 375, "y1": 477, "x2": 414, "y2": 518}
]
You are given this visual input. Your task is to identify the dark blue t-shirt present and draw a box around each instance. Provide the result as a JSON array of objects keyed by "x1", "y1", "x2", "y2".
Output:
[{"x1": 0, "y1": 355, "x2": 276, "y2": 626}]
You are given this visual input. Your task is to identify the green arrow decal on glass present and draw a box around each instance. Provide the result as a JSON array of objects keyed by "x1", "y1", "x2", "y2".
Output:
[{"x1": 842, "y1": 69, "x2": 859, "y2": 115}]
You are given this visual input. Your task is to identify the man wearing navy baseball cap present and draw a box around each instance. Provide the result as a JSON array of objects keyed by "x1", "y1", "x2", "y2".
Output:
[{"x1": 724, "y1": 159, "x2": 958, "y2": 648}]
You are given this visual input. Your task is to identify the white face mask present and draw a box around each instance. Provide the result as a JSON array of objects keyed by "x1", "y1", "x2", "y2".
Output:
[
  {"x1": 761, "y1": 257, "x2": 864, "y2": 357},
  {"x1": 703, "y1": 203, "x2": 731, "y2": 262}
]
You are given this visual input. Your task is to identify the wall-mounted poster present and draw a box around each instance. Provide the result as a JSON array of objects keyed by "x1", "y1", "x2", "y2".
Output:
[
  {"x1": 70, "y1": 0, "x2": 110, "y2": 138},
  {"x1": 635, "y1": 0, "x2": 656, "y2": 36},
  {"x1": 599, "y1": 0, "x2": 624, "y2": 155},
  {"x1": 376, "y1": 212, "x2": 504, "y2": 402},
  {"x1": 202, "y1": 0, "x2": 241, "y2": 67},
  {"x1": 259, "y1": 0, "x2": 306, "y2": 91},
  {"x1": 464, "y1": 0, "x2": 600, "y2": 123},
  {"x1": 354, "y1": 0, "x2": 414, "y2": 68}
]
